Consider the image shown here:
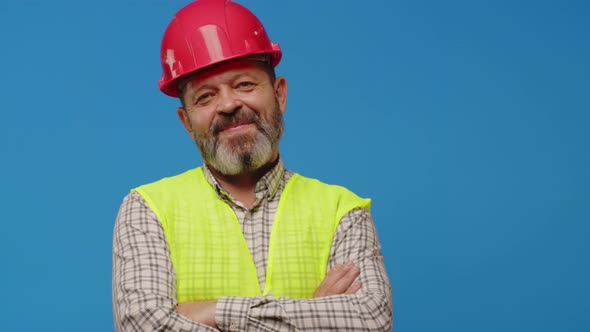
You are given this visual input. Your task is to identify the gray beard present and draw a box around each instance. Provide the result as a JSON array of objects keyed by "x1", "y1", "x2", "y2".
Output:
[
  {"x1": 193, "y1": 104, "x2": 283, "y2": 175},
  {"x1": 200, "y1": 129, "x2": 275, "y2": 175}
]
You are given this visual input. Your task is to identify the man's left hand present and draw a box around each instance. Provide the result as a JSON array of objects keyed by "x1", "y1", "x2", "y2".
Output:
[
  {"x1": 176, "y1": 300, "x2": 218, "y2": 328},
  {"x1": 314, "y1": 261, "x2": 362, "y2": 298}
]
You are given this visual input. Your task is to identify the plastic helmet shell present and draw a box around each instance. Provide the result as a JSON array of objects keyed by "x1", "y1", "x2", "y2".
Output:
[{"x1": 158, "y1": 0, "x2": 282, "y2": 97}]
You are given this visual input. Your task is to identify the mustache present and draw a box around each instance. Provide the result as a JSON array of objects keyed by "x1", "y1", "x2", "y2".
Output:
[{"x1": 211, "y1": 109, "x2": 260, "y2": 135}]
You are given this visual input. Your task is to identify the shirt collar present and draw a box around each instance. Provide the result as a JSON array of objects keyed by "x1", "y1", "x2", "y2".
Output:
[{"x1": 202, "y1": 158, "x2": 285, "y2": 201}]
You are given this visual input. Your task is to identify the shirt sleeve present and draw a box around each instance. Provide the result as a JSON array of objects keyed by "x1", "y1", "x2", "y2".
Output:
[
  {"x1": 215, "y1": 208, "x2": 393, "y2": 332},
  {"x1": 112, "y1": 192, "x2": 219, "y2": 332}
]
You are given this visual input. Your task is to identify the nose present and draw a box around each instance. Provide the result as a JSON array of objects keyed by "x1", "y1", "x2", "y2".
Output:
[{"x1": 215, "y1": 86, "x2": 243, "y2": 114}]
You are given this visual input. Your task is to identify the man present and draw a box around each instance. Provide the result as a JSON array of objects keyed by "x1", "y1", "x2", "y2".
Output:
[{"x1": 112, "y1": 0, "x2": 393, "y2": 331}]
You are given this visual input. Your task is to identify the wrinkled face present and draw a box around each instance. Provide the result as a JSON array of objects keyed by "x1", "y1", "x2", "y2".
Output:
[{"x1": 177, "y1": 60, "x2": 288, "y2": 175}]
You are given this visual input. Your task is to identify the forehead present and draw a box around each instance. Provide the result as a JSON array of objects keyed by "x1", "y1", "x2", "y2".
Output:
[{"x1": 186, "y1": 59, "x2": 270, "y2": 89}]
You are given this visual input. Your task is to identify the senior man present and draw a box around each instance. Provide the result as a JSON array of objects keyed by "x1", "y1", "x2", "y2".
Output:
[{"x1": 112, "y1": 0, "x2": 393, "y2": 331}]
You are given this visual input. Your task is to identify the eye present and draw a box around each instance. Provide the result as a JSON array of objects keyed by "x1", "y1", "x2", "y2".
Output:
[
  {"x1": 194, "y1": 92, "x2": 214, "y2": 106},
  {"x1": 236, "y1": 81, "x2": 256, "y2": 90}
]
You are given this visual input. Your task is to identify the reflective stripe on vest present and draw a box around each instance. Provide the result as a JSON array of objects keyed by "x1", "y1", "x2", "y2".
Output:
[{"x1": 133, "y1": 168, "x2": 370, "y2": 301}]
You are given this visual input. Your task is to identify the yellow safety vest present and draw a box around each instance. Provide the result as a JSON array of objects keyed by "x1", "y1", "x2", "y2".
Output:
[{"x1": 133, "y1": 168, "x2": 370, "y2": 302}]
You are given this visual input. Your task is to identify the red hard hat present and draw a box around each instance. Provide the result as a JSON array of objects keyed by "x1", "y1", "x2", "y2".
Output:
[{"x1": 158, "y1": 0, "x2": 282, "y2": 97}]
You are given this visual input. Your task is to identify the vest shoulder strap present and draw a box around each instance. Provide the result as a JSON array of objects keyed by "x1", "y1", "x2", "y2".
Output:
[{"x1": 265, "y1": 173, "x2": 371, "y2": 298}]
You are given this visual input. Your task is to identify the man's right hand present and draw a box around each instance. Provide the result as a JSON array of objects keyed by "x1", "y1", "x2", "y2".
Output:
[{"x1": 313, "y1": 261, "x2": 362, "y2": 298}]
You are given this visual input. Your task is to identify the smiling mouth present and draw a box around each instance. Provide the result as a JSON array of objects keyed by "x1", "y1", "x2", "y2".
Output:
[{"x1": 219, "y1": 121, "x2": 255, "y2": 134}]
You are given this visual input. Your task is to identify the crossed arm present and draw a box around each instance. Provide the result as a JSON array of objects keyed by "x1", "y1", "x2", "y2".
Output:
[
  {"x1": 112, "y1": 192, "x2": 392, "y2": 331},
  {"x1": 177, "y1": 261, "x2": 364, "y2": 328}
]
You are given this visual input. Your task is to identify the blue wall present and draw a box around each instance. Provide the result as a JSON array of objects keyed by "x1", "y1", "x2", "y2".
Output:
[{"x1": 0, "y1": 0, "x2": 588, "y2": 331}]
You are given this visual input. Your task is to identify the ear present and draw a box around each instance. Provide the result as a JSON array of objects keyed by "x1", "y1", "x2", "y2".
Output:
[
  {"x1": 274, "y1": 76, "x2": 288, "y2": 114},
  {"x1": 176, "y1": 107, "x2": 194, "y2": 136}
]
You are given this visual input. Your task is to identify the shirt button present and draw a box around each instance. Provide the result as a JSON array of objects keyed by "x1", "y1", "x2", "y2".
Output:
[{"x1": 229, "y1": 321, "x2": 238, "y2": 331}]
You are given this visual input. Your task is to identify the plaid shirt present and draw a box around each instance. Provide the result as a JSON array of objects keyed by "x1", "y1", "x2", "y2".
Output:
[{"x1": 112, "y1": 160, "x2": 392, "y2": 331}]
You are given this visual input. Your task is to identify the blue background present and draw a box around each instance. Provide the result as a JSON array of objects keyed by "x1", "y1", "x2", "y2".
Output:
[{"x1": 1, "y1": 0, "x2": 588, "y2": 331}]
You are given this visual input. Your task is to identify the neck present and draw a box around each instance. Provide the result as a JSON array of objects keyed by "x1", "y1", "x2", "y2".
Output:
[{"x1": 207, "y1": 153, "x2": 279, "y2": 208}]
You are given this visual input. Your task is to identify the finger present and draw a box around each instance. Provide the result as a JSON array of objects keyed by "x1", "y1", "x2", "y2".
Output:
[
  {"x1": 314, "y1": 263, "x2": 354, "y2": 297},
  {"x1": 323, "y1": 263, "x2": 352, "y2": 284},
  {"x1": 317, "y1": 263, "x2": 359, "y2": 297},
  {"x1": 345, "y1": 280, "x2": 362, "y2": 294},
  {"x1": 314, "y1": 264, "x2": 346, "y2": 297},
  {"x1": 329, "y1": 264, "x2": 360, "y2": 294}
]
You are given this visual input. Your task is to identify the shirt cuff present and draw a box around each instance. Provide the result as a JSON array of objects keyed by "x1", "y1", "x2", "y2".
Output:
[{"x1": 215, "y1": 296, "x2": 251, "y2": 331}]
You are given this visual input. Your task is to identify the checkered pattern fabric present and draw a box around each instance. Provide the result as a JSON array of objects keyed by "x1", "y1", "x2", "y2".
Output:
[{"x1": 112, "y1": 160, "x2": 393, "y2": 331}]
